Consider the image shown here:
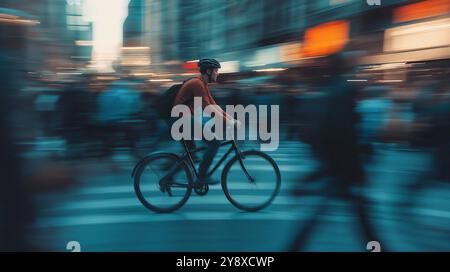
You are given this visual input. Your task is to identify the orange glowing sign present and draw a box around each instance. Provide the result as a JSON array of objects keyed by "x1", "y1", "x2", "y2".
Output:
[
  {"x1": 302, "y1": 20, "x2": 350, "y2": 58},
  {"x1": 182, "y1": 61, "x2": 198, "y2": 71},
  {"x1": 394, "y1": 0, "x2": 450, "y2": 23}
]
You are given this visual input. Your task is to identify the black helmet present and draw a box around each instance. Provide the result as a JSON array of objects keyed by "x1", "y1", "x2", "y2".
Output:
[{"x1": 198, "y1": 58, "x2": 221, "y2": 70}]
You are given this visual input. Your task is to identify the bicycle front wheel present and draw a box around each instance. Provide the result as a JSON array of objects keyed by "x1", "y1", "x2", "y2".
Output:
[
  {"x1": 221, "y1": 150, "x2": 281, "y2": 212},
  {"x1": 134, "y1": 153, "x2": 193, "y2": 213}
]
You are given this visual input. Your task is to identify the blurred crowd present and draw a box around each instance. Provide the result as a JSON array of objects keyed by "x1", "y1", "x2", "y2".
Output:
[
  {"x1": 2, "y1": 50, "x2": 448, "y2": 250},
  {"x1": 1, "y1": 0, "x2": 449, "y2": 252}
]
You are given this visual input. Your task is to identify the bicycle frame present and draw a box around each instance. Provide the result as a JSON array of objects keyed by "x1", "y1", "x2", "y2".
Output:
[
  {"x1": 181, "y1": 139, "x2": 242, "y2": 179},
  {"x1": 134, "y1": 139, "x2": 256, "y2": 189},
  {"x1": 133, "y1": 138, "x2": 281, "y2": 213}
]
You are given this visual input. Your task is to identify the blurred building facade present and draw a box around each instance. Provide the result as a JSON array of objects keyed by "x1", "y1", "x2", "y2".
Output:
[
  {"x1": 1, "y1": 0, "x2": 448, "y2": 76},
  {"x1": 124, "y1": 0, "x2": 146, "y2": 46},
  {"x1": 1, "y1": 0, "x2": 78, "y2": 72},
  {"x1": 1, "y1": 0, "x2": 151, "y2": 73},
  {"x1": 148, "y1": 0, "x2": 307, "y2": 64},
  {"x1": 147, "y1": 0, "x2": 426, "y2": 73}
]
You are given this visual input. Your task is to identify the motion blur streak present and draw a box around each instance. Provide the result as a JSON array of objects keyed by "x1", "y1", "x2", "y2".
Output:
[{"x1": 0, "y1": 0, "x2": 448, "y2": 252}]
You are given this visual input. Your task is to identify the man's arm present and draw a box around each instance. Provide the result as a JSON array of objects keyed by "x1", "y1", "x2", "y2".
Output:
[
  {"x1": 191, "y1": 82, "x2": 235, "y2": 125},
  {"x1": 209, "y1": 96, "x2": 234, "y2": 122}
]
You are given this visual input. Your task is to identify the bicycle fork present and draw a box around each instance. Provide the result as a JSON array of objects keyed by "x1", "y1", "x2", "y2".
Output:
[
  {"x1": 237, "y1": 157, "x2": 255, "y2": 183},
  {"x1": 233, "y1": 141, "x2": 255, "y2": 184}
]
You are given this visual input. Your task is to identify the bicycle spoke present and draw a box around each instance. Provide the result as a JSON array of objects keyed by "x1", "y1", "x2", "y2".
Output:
[
  {"x1": 134, "y1": 154, "x2": 192, "y2": 213},
  {"x1": 222, "y1": 150, "x2": 281, "y2": 212}
]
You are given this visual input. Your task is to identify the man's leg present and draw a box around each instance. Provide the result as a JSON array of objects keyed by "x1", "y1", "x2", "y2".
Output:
[
  {"x1": 197, "y1": 139, "x2": 221, "y2": 184},
  {"x1": 158, "y1": 118, "x2": 197, "y2": 187}
]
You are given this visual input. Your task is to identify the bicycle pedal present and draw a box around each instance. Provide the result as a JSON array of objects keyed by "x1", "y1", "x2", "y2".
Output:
[{"x1": 194, "y1": 183, "x2": 209, "y2": 196}]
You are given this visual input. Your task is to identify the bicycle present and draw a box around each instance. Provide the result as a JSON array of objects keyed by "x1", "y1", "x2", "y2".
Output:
[{"x1": 132, "y1": 138, "x2": 281, "y2": 213}]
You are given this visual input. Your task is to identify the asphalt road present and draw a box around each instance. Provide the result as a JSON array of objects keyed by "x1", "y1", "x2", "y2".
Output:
[{"x1": 27, "y1": 140, "x2": 450, "y2": 252}]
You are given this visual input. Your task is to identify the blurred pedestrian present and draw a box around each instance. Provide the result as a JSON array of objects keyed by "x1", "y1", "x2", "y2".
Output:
[
  {"x1": 0, "y1": 15, "x2": 38, "y2": 250},
  {"x1": 288, "y1": 53, "x2": 387, "y2": 251}
]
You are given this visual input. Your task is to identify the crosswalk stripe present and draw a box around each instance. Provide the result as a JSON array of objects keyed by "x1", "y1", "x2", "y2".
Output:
[
  {"x1": 34, "y1": 210, "x2": 359, "y2": 229},
  {"x1": 136, "y1": 164, "x2": 312, "y2": 172},
  {"x1": 76, "y1": 183, "x2": 294, "y2": 195},
  {"x1": 33, "y1": 212, "x2": 300, "y2": 228},
  {"x1": 32, "y1": 147, "x2": 319, "y2": 229},
  {"x1": 43, "y1": 195, "x2": 299, "y2": 212}
]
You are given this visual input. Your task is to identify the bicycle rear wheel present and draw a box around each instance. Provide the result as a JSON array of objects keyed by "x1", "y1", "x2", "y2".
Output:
[
  {"x1": 221, "y1": 150, "x2": 281, "y2": 212},
  {"x1": 134, "y1": 153, "x2": 193, "y2": 213}
]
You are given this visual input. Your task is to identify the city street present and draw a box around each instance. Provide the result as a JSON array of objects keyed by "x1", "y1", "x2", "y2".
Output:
[
  {"x1": 28, "y1": 140, "x2": 450, "y2": 252},
  {"x1": 1, "y1": 0, "x2": 449, "y2": 254}
]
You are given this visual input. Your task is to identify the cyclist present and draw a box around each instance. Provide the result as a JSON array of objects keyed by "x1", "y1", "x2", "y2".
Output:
[{"x1": 173, "y1": 58, "x2": 240, "y2": 185}]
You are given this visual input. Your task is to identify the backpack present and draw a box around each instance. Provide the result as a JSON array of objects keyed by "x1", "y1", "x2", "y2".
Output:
[{"x1": 156, "y1": 78, "x2": 195, "y2": 119}]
